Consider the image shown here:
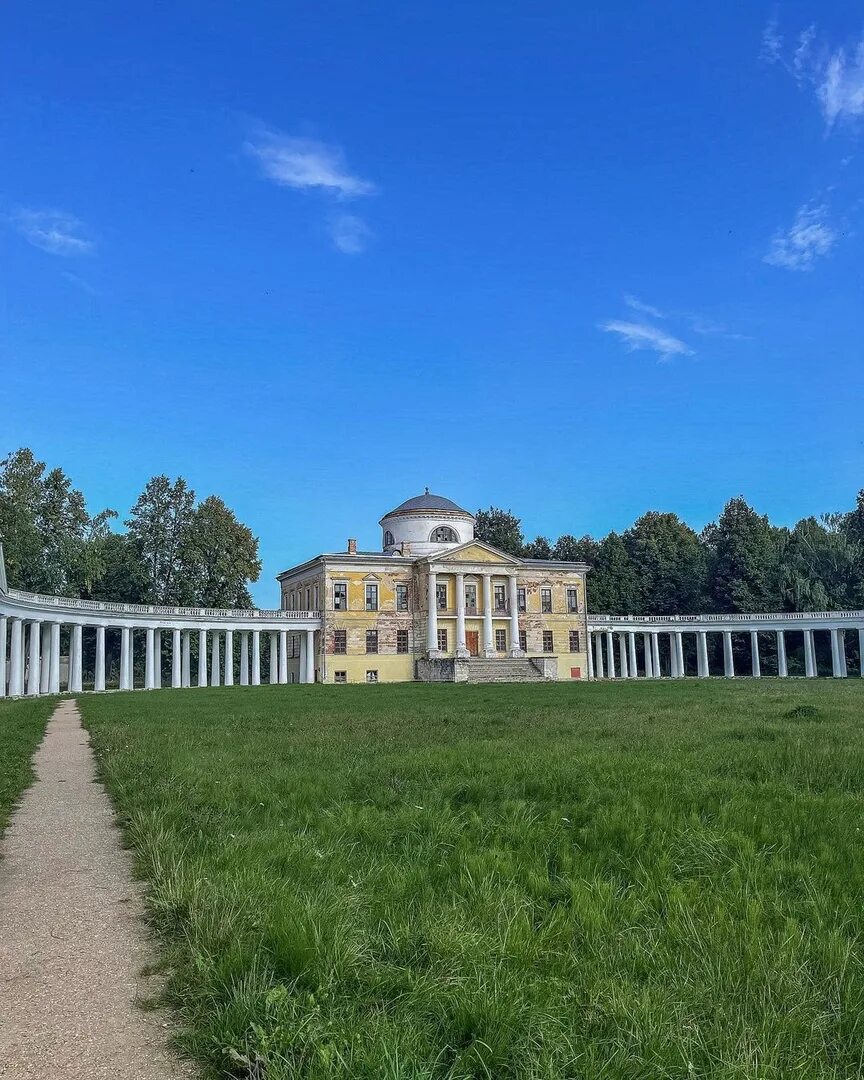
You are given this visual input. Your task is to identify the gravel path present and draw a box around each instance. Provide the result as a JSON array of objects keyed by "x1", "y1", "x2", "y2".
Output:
[{"x1": 0, "y1": 698, "x2": 192, "y2": 1079}]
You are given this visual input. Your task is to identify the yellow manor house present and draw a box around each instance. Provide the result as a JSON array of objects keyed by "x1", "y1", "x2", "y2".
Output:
[{"x1": 277, "y1": 492, "x2": 589, "y2": 684}]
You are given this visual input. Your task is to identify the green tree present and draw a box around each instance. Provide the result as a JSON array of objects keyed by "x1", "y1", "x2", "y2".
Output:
[
  {"x1": 474, "y1": 507, "x2": 524, "y2": 555},
  {"x1": 781, "y1": 516, "x2": 860, "y2": 611},
  {"x1": 624, "y1": 511, "x2": 707, "y2": 615},
  {"x1": 585, "y1": 532, "x2": 639, "y2": 614},
  {"x1": 703, "y1": 498, "x2": 784, "y2": 612},
  {"x1": 125, "y1": 476, "x2": 195, "y2": 604},
  {"x1": 523, "y1": 535, "x2": 553, "y2": 559},
  {"x1": 552, "y1": 534, "x2": 596, "y2": 563},
  {"x1": 179, "y1": 496, "x2": 261, "y2": 608}
]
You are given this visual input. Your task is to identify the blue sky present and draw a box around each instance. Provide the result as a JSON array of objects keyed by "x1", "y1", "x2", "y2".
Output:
[{"x1": 2, "y1": 1, "x2": 863, "y2": 604}]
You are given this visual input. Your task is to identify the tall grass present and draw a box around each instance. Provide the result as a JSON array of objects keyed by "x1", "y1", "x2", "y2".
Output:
[
  {"x1": 0, "y1": 696, "x2": 56, "y2": 837},
  {"x1": 81, "y1": 681, "x2": 864, "y2": 1079}
]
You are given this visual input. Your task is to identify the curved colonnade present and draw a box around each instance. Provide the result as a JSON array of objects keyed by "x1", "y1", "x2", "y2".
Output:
[{"x1": 587, "y1": 613, "x2": 864, "y2": 680}]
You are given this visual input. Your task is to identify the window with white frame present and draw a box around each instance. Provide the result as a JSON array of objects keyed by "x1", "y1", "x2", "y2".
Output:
[
  {"x1": 543, "y1": 630, "x2": 554, "y2": 652},
  {"x1": 437, "y1": 628, "x2": 448, "y2": 652},
  {"x1": 541, "y1": 588, "x2": 552, "y2": 613},
  {"x1": 569, "y1": 630, "x2": 580, "y2": 652},
  {"x1": 436, "y1": 582, "x2": 448, "y2": 610},
  {"x1": 397, "y1": 629, "x2": 410, "y2": 653},
  {"x1": 333, "y1": 630, "x2": 347, "y2": 654},
  {"x1": 465, "y1": 582, "x2": 477, "y2": 611},
  {"x1": 517, "y1": 586, "x2": 526, "y2": 612},
  {"x1": 495, "y1": 628, "x2": 507, "y2": 652},
  {"x1": 431, "y1": 525, "x2": 458, "y2": 542},
  {"x1": 333, "y1": 582, "x2": 347, "y2": 610},
  {"x1": 366, "y1": 670, "x2": 378, "y2": 683},
  {"x1": 396, "y1": 583, "x2": 409, "y2": 611},
  {"x1": 366, "y1": 630, "x2": 378, "y2": 653},
  {"x1": 334, "y1": 670, "x2": 347, "y2": 683},
  {"x1": 365, "y1": 583, "x2": 378, "y2": 611},
  {"x1": 494, "y1": 583, "x2": 507, "y2": 611}
]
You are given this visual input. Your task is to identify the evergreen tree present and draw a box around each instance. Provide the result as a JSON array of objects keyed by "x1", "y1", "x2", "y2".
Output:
[
  {"x1": 179, "y1": 496, "x2": 261, "y2": 608},
  {"x1": 125, "y1": 476, "x2": 195, "y2": 604},
  {"x1": 624, "y1": 511, "x2": 707, "y2": 615},
  {"x1": 523, "y1": 535, "x2": 553, "y2": 559},
  {"x1": 474, "y1": 507, "x2": 524, "y2": 555},
  {"x1": 585, "y1": 533, "x2": 639, "y2": 613},
  {"x1": 703, "y1": 498, "x2": 784, "y2": 612}
]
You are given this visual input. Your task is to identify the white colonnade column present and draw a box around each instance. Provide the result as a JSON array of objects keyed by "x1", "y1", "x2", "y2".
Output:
[
  {"x1": 427, "y1": 571, "x2": 440, "y2": 658},
  {"x1": 482, "y1": 574, "x2": 494, "y2": 658},
  {"x1": 251, "y1": 631, "x2": 261, "y2": 685},
  {"x1": 304, "y1": 629, "x2": 315, "y2": 684},
  {"x1": 181, "y1": 631, "x2": 191, "y2": 687},
  {"x1": 751, "y1": 631, "x2": 761, "y2": 677},
  {"x1": 153, "y1": 630, "x2": 162, "y2": 688},
  {"x1": 508, "y1": 575, "x2": 522, "y2": 657},
  {"x1": 697, "y1": 631, "x2": 709, "y2": 677},
  {"x1": 278, "y1": 630, "x2": 287, "y2": 683},
  {"x1": 594, "y1": 633, "x2": 605, "y2": 678},
  {"x1": 120, "y1": 626, "x2": 132, "y2": 690},
  {"x1": 172, "y1": 629, "x2": 181, "y2": 688},
  {"x1": 69, "y1": 624, "x2": 83, "y2": 692},
  {"x1": 859, "y1": 629, "x2": 864, "y2": 678},
  {"x1": 605, "y1": 631, "x2": 615, "y2": 678},
  {"x1": 269, "y1": 631, "x2": 278, "y2": 684},
  {"x1": 198, "y1": 629, "x2": 208, "y2": 687},
  {"x1": 587, "y1": 634, "x2": 595, "y2": 679},
  {"x1": 94, "y1": 625, "x2": 106, "y2": 692},
  {"x1": 0, "y1": 616, "x2": 6, "y2": 697},
  {"x1": 643, "y1": 632, "x2": 654, "y2": 678},
  {"x1": 224, "y1": 629, "x2": 235, "y2": 685},
  {"x1": 618, "y1": 634, "x2": 629, "y2": 678},
  {"x1": 669, "y1": 633, "x2": 679, "y2": 678},
  {"x1": 804, "y1": 630, "x2": 816, "y2": 677},
  {"x1": 722, "y1": 631, "x2": 734, "y2": 678},
  {"x1": 145, "y1": 627, "x2": 156, "y2": 690},
  {"x1": 39, "y1": 622, "x2": 51, "y2": 694},
  {"x1": 651, "y1": 633, "x2": 661, "y2": 678},
  {"x1": 8, "y1": 618, "x2": 24, "y2": 696},
  {"x1": 49, "y1": 622, "x2": 60, "y2": 693},
  {"x1": 776, "y1": 630, "x2": 787, "y2": 677},
  {"x1": 674, "y1": 632, "x2": 685, "y2": 678},
  {"x1": 211, "y1": 631, "x2": 221, "y2": 687},
  {"x1": 830, "y1": 628, "x2": 844, "y2": 678},
  {"x1": 240, "y1": 632, "x2": 249, "y2": 685},
  {"x1": 455, "y1": 572, "x2": 468, "y2": 657},
  {"x1": 628, "y1": 633, "x2": 638, "y2": 679},
  {"x1": 27, "y1": 621, "x2": 41, "y2": 696}
]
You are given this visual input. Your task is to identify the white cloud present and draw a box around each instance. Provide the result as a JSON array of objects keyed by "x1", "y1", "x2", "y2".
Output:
[
  {"x1": 328, "y1": 213, "x2": 373, "y2": 254},
  {"x1": 624, "y1": 294, "x2": 665, "y2": 319},
  {"x1": 245, "y1": 129, "x2": 376, "y2": 199},
  {"x1": 817, "y1": 40, "x2": 864, "y2": 127},
  {"x1": 764, "y1": 203, "x2": 836, "y2": 270},
  {"x1": 10, "y1": 208, "x2": 94, "y2": 256},
  {"x1": 761, "y1": 16, "x2": 783, "y2": 65},
  {"x1": 600, "y1": 320, "x2": 694, "y2": 360}
]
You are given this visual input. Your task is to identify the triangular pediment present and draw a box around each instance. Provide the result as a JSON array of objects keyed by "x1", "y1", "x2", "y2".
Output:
[{"x1": 424, "y1": 540, "x2": 521, "y2": 566}]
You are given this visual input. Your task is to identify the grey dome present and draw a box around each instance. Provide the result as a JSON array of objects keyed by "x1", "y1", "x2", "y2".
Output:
[{"x1": 383, "y1": 490, "x2": 473, "y2": 518}]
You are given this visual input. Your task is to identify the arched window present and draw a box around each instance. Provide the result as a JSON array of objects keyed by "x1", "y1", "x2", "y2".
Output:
[
  {"x1": 383, "y1": 530, "x2": 395, "y2": 547},
  {"x1": 431, "y1": 525, "x2": 458, "y2": 543}
]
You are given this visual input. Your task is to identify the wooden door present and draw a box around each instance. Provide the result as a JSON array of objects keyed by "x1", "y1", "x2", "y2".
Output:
[{"x1": 466, "y1": 631, "x2": 479, "y2": 657}]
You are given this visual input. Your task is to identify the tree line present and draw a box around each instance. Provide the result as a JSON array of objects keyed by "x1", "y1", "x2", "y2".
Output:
[
  {"x1": 0, "y1": 448, "x2": 261, "y2": 608},
  {"x1": 475, "y1": 495, "x2": 864, "y2": 615}
]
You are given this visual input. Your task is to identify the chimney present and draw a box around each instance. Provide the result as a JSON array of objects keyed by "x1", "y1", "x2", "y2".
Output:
[{"x1": 347, "y1": 538, "x2": 357, "y2": 555}]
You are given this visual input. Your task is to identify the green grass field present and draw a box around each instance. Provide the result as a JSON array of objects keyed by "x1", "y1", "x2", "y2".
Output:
[
  {"x1": 80, "y1": 681, "x2": 864, "y2": 1080},
  {"x1": 0, "y1": 696, "x2": 56, "y2": 839}
]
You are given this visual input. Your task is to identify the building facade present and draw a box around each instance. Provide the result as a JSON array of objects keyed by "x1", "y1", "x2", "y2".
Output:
[{"x1": 277, "y1": 491, "x2": 590, "y2": 684}]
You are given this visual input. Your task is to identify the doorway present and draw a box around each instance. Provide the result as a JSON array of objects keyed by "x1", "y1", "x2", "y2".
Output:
[{"x1": 466, "y1": 631, "x2": 479, "y2": 657}]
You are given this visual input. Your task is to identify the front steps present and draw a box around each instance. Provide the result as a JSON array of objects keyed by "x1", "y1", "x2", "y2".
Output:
[{"x1": 416, "y1": 656, "x2": 558, "y2": 683}]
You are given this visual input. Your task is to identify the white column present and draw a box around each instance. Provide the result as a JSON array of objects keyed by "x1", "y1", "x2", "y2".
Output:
[
  {"x1": 181, "y1": 631, "x2": 191, "y2": 687},
  {"x1": 668, "y1": 633, "x2": 678, "y2": 678},
  {"x1": 298, "y1": 632, "x2": 306, "y2": 684},
  {"x1": 0, "y1": 616, "x2": 6, "y2": 697},
  {"x1": 69, "y1": 624, "x2": 83, "y2": 692},
  {"x1": 651, "y1": 633, "x2": 661, "y2": 678},
  {"x1": 454, "y1": 572, "x2": 468, "y2": 657},
  {"x1": 830, "y1": 628, "x2": 844, "y2": 678},
  {"x1": 722, "y1": 631, "x2": 734, "y2": 678},
  {"x1": 508, "y1": 575, "x2": 522, "y2": 657},
  {"x1": 594, "y1": 632, "x2": 605, "y2": 678},
  {"x1": 605, "y1": 631, "x2": 615, "y2": 678},
  {"x1": 172, "y1": 629, "x2": 181, "y2": 688},
  {"x1": 482, "y1": 573, "x2": 495, "y2": 658},
  {"x1": 211, "y1": 631, "x2": 221, "y2": 687},
  {"x1": 751, "y1": 631, "x2": 761, "y2": 678},
  {"x1": 120, "y1": 626, "x2": 132, "y2": 690},
  {"x1": 776, "y1": 630, "x2": 788, "y2": 677},
  {"x1": 587, "y1": 633, "x2": 595, "y2": 679},
  {"x1": 27, "y1": 621, "x2": 41, "y2": 696},
  {"x1": 225, "y1": 629, "x2": 235, "y2": 686},
  {"x1": 278, "y1": 630, "x2": 287, "y2": 683},
  {"x1": 251, "y1": 630, "x2": 261, "y2": 685},
  {"x1": 49, "y1": 622, "x2": 60, "y2": 693},
  {"x1": 153, "y1": 630, "x2": 162, "y2": 688},
  {"x1": 618, "y1": 633, "x2": 628, "y2": 678},
  {"x1": 145, "y1": 627, "x2": 156, "y2": 690},
  {"x1": 39, "y1": 622, "x2": 51, "y2": 694},
  {"x1": 697, "y1": 631, "x2": 709, "y2": 677},
  {"x1": 8, "y1": 618, "x2": 23, "y2": 696},
  {"x1": 859, "y1": 628, "x2": 864, "y2": 678},
  {"x1": 628, "y1": 633, "x2": 638, "y2": 679},
  {"x1": 197, "y1": 629, "x2": 208, "y2": 687},
  {"x1": 643, "y1": 632, "x2": 653, "y2": 678},
  {"x1": 240, "y1": 632, "x2": 249, "y2": 685},
  {"x1": 94, "y1": 625, "x2": 106, "y2": 692},
  {"x1": 674, "y1": 632, "x2": 685, "y2": 678},
  {"x1": 269, "y1": 631, "x2": 278, "y2": 684},
  {"x1": 427, "y1": 571, "x2": 440, "y2": 657},
  {"x1": 804, "y1": 630, "x2": 816, "y2": 677},
  {"x1": 304, "y1": 629, "x2": 315, "y2": 684}
]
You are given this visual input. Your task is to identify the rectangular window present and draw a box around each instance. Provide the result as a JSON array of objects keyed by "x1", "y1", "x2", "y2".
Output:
[
  {"x1": 567, "y1": 587, "x2": 579, "y2": 613},
  {"x1": 494, "y1": 583, "x2": 507, "y2": 611},
  {"x1": 519, "y1": 629, "x2": 527, "y2": 652},
  {"x1": 333, "y1": 630, "x2": 347, "y2": 655},
  {"x1": 396, "y1": 583, "x2": 409, "y2": 611},
  {"x1": 333, "y1": 582, "x2": 347, "y2": 610},
  {"x1": 334, "y1": 670, "x2": 347, "y2": 683},
  {"x1": 465, "y1": 582, "x2": 477, "y2": 611},
  {"x1": 569, "y1": 630, "x2": 581, "y2": 652},
  {"x1": 366, "y1": 630, "x2": 378, "y2": 653},
  {"x1": 495, "y1": 628, "x2": 507, "y2": 652},
  {"x1": 436, "y1": 582, "x2": 448, "y2": 610},
  {"x1": 365, "y1": 583, "x2": 378, "y2": 611},
  {"x1": 305, "y1": 587, "x2": 311, "y2": 610},
  {"x1": 541, "y1": 588, "x2": 552, "y2": 613},
  {"x1": 397, "y1": 629, "x2": 410, "y2": 653},
  {"x1": 366, "y1": 670, "x2": 378, "y2": 683},
  {"x1": 314, "y1": 583, "x2": 319, "y2": 610},
  {"x1": 543, "y1": 630, "x2": 554, "y2": 652},
  {"x1": 437, "y1": 628, "x2": 448, "y2": 652},
  {"x1": 517, "y1": 586, "x2": 526, "y2": 612}
]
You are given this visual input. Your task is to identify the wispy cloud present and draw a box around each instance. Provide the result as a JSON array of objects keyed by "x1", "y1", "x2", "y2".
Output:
[
  {"x1": 61, "y1": 271, "x2": 98, "y2": 296},
  {"x1": 624, "y1": 294, "x2": 665, "y2": 319},
  {"x1": 684, "y1": 313, "x2": 746, "y2": 340},
  {"x1": 9, "y1": 208, "x2": 94, "y2": 256},
  {"x1": 328, "y1": 213, "x2": 373, "y2": 255},
  {"x1": 245, "y1": 129, "x2": 376, "y2": 199},
  {"x1": 763, "y1": 19, "x2": 864, "y2": 128},
  {"x1": 764, "y1": 202, "x2": 836, "y2": 270},
  {"x1": 600, "y1": 320, "x2": 694, "y2": 360}
]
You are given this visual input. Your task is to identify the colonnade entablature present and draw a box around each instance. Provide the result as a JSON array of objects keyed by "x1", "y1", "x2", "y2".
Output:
[{"x1": 586, "y1": 612, "x2": 864, "y2": 680}]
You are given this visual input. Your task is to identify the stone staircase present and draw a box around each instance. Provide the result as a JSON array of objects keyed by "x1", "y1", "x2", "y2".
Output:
[{"x1": 463, "y1": 657, "x2": 553, "y2": 683}]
